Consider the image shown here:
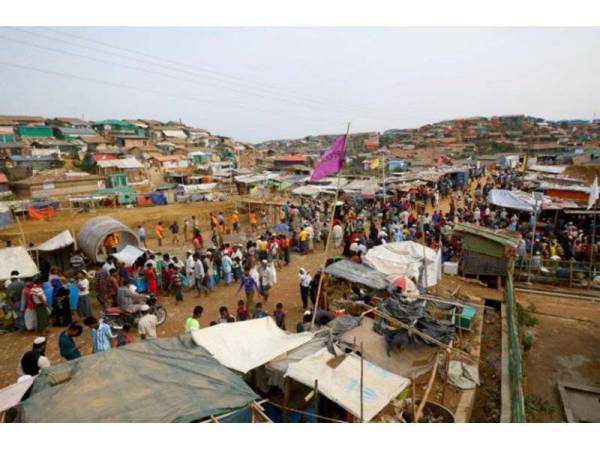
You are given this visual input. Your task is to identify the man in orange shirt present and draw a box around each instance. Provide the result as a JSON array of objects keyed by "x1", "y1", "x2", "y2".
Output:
[
  {"x1": 155, "y1": 221, "x2": 164, "y2": 247},
  {"x1": 248, "y1": 211, "x2": 257, "y2": 232},
  {"x1": 230, "y1": 210, "x2": 240, "y2": 233}
]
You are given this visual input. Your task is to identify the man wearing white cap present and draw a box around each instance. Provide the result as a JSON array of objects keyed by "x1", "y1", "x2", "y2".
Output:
[
  {"x1": 137, "y1": 304, "x2": 157, "y2": 340},
  {"x1": 18, "y1": 337, "x2": 50, "y2": 377}
]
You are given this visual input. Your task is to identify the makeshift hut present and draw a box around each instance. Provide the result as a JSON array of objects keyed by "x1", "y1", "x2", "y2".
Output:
[
  {"x1": 34, "y1": 230, "x2": 75, "y2": 272},
  {"x1": 323, "y1": 259, "x2": 389, "y2": 291},
  {"x1": 284, "y1": 345, "x2": 410, "y2": 422},
  {"x1": 452, "y1": 222, "x2": 519, "y2": 285},
  {"x1": 17, "y1": 336, "x2": 260, "y2": 423},
  {"x1": 0, "y1": 246, "x2": 38, "y2": 280},
  {"x1": 363, "y1": 241, "x2": 442, "y2": 288},
  {"x1": 77, "y1": 216, "x2": 139, "y2": 263},
  {"x1": 191, "y1": 317, "x2": 312, "y2": 374}
]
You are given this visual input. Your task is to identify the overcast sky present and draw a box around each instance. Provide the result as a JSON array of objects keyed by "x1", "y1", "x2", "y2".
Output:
[{"x1": 0, "y1": 27, "x2": 599, "y2": 142}]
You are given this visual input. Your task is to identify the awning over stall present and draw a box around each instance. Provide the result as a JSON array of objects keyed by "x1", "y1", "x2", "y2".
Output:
[
  {"x1": 191, "y1": 317, "x2": 313, "y2": 374},
  {"x1": 324, "y1": 259, "x2": 389, "y2": 290},
  {"x1": 285, "y1": 345, "x2": 410, "y2": 422}
]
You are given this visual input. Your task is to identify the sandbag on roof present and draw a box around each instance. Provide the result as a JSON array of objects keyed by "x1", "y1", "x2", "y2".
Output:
[
  {"x1": 191, "y1": 317, "x2": 313, "y2": 374},
  {"x1": 363, "y1": 241, "x2": 442, "y2": 288},
  {"x1": 18, "y1": 335, "x2": 259, "y2": 423},
  {"x1": 324, "y1": 259, "x2": 389, "y2": 290},
  {"x1": 285, "y1": 345, "x2": 410, "y2": 422},
  {"x1": 0, "y1": 247, "x2": 38, "y2": 280},
  {"x1": 35, "y1": 230, "x2": 74, "y2": 252}
]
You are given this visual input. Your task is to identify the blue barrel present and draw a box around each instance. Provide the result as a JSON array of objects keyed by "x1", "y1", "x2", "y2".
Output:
[
  {"x1": 43, "y1": 285, "x2": 54, "y2": 307},
  {"x1": 68, "y1": 285, "x2": 79, "y2": 311}
]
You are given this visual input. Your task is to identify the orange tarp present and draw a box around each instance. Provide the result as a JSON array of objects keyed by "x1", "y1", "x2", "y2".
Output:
[{"x1": 28, "y1": 207, "x2": 56, "y2": 220}]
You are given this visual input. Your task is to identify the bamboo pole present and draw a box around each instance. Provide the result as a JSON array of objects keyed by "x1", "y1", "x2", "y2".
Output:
[
  {"x1": 372, "y1": 308, "x2": 477, "y2": 362},
  {"x1": 415, "y1": 353, "x2": 440, "y2": 423},
  {"x1": 360, "y1": 341, "x2": 364, "y2": 423},
  {"x1": 310, "y1": 123, "x2": 351, "y2": 327},
  {"x1": 411, "y1": 372, "x2": 417, "y2": 422}
]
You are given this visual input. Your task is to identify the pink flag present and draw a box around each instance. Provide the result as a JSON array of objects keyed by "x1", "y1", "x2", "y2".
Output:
[{"x1": 310, "y1": 135, "x2": 347, "y2": 181}]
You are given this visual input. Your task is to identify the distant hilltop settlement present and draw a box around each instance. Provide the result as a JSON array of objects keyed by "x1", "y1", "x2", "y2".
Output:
[{"x1": 0, "y1": 113, "x2": 598, "y2": 211}]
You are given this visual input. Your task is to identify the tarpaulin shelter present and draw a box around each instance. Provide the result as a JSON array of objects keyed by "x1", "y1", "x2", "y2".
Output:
[
  {"x1": 34, "y1": 230, "x2": 75, "y2": 271},
  {"x1": 0, "y1": 205, "x2": 13, "y2": 229},
  {"x1": 136, "y1": 194, "x2": 153, "y2": 206},
  {"x1": 35, "y1": 230, "x2": 74, "y2": 252},
  {"x1": 17, "y1": 336, "x2": 259, "y2": 423},
  {"x1": 191, "y1": 317, "x2": 313, "y2": 374},
  {"x1": 28, "y1": 206, "x2": 55, "y2": 220},
  {"x1": 0, "y1": 246, "x2": 38, "y2": 280},
  {"x1": 112, "y1": 245, "x2": 145, "y2": 267},
  {"x1": 285, "y1": 345, "x2": 410, "y2": 422},
  {"x1": 487, "y1": 189, "x2": 535, "y2": 212},
  {"x1": 256, "y1": 335, "x2": 330, "y2": 392},
  {"x1": 363, "y1": 241, "x2": 442, "y2": 288},
  {"x1": 323, "y1": 259, "x2": 389, "y2": 290},
  {"x1": 77, "y1": 216, "x2": 139, "y2": 263},
  {"x1": 149, "y1": 191, "x2": 167, "y2": 205},
  {"x1": 0, "y1": 377, "x2": 34, "y2": 422}
]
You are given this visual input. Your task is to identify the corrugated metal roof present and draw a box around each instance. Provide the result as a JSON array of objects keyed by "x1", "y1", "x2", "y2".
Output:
[{"x1": 96, "y1": 158, "x2": 144, "y2": 169}]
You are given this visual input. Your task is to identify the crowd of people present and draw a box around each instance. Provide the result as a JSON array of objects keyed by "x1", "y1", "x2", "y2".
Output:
[{"x1": 6, "y1": 165, "x2": 600, "y2": 382}]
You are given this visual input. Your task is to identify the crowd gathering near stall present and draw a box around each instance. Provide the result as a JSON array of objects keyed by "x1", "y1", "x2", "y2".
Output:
[{"x1": 4, "y1": 161, "x2": 600, "y2": 380}]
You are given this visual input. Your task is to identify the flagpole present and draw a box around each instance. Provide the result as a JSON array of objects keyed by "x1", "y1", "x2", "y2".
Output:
[{"x1": 311, "y1": 122, "x2": 351, "y2": 327}]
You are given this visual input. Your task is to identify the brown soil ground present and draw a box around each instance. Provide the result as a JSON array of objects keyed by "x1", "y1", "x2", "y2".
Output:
[
  {"x1": 517, "y1": 291, "x2": 600, "y2": 422},
  {"x1": 0, "y1": 198, "x2": 246, "y2": 245},
  {"x1": 0, "y1": 231, "x2": 335, "y2": 389},
  {"x1": 471, "y1": 306, "x2": 502, "y2": 422}
]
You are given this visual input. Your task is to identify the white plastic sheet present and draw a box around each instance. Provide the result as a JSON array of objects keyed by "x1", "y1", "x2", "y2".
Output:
[
  {"x1": 487, "y1": 189, "x2": 534, "y2": 212},
  {"x1": 191, "y1": 317, "x2": 313, "y2": 374},
  {"x1": 363, "y1": 241, "x2": 442, "y2": 288},
  {"x1": 112, "y1": 245, "x2": 145, "y2": 267},
  {"x1": 285, "y1": 345, "x2": 410, "y2": 422},
  {"x1": 0, "y1": 246, "x2": 39, "y2": 280},
  {"x1": 35, "y1": 230, "x2": 74, "y2": 251}
]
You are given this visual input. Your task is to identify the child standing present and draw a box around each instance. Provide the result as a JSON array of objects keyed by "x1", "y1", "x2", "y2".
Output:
[
  {"x1": 273, "y1": 302, "x2": 286, "y2": 330},
  {"x1": 253, "y1": 302, "x2": 268, "y2": 319},
  {"x1": 117, "y1": 324, "x2": 133, "y2": 347},
  {"x1": 174, "y1": 267, "x2": 185, "y2": 303},
  {"x1": 236, "y1": 300, "x2": 248, "y2": 321}
]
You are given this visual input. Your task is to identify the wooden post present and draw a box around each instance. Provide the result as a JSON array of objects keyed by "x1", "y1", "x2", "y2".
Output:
[
  {"x1": 283, "y1": 378, "x2": 291, "y2": 423},
  {"x1": 313, "y1": 379, "x2": 319, "y2": 423},
  {"x1": 311, "y1": 122, "x2": 351, "y2": 327},
  {"x1": 14, "y1": 210, "x2": 27, "y2": 247},
  {"x1": 360, "y1": 342, "x2": 364, "y2": 423},
  {"x1": 569, "y1": 259, "x2": 574, "y2": 288},
  {"x1": 411, "y1": 372, "x2": 417, "y2": 422},
  {"x1": 415, "y1": 353, "x2": 440, "y2": 423}
]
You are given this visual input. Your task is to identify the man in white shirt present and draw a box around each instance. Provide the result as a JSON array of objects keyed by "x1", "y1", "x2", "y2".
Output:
[
  {"x1": 193, "y1": 254, "x2": 206, "y2": 296},
  {"x1": 185, "y1": 250, "x2": 196, "y2": 287},
  {"x1": 137, "y1": 305, "x2": 157, "y2": 340},
  {"x1": 18, "y1": 337, "x2": 51, "y2": 377}
]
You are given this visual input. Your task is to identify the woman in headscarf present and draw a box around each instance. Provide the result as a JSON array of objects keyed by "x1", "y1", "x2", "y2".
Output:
[{"x1": 31, "y1": 278, "x2": 49, "y2": 332}]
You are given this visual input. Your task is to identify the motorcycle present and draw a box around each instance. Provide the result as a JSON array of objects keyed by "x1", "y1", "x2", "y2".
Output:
[{"x1": 102, "y1": 294, "x2": 167, "y2": 330}]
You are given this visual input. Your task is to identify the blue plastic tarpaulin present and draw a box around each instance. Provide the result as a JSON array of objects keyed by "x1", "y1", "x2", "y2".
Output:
[{"x1": 149, "y1": 192, "x2": 167, "y2": 205}]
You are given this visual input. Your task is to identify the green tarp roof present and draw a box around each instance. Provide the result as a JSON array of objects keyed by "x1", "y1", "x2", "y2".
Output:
[
  {"x1": 18, "y1": 335, "x2": 259, "y2": 423},
  {"x1": 452, "y1": 222, "x2": 519, "y2": 248}
]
